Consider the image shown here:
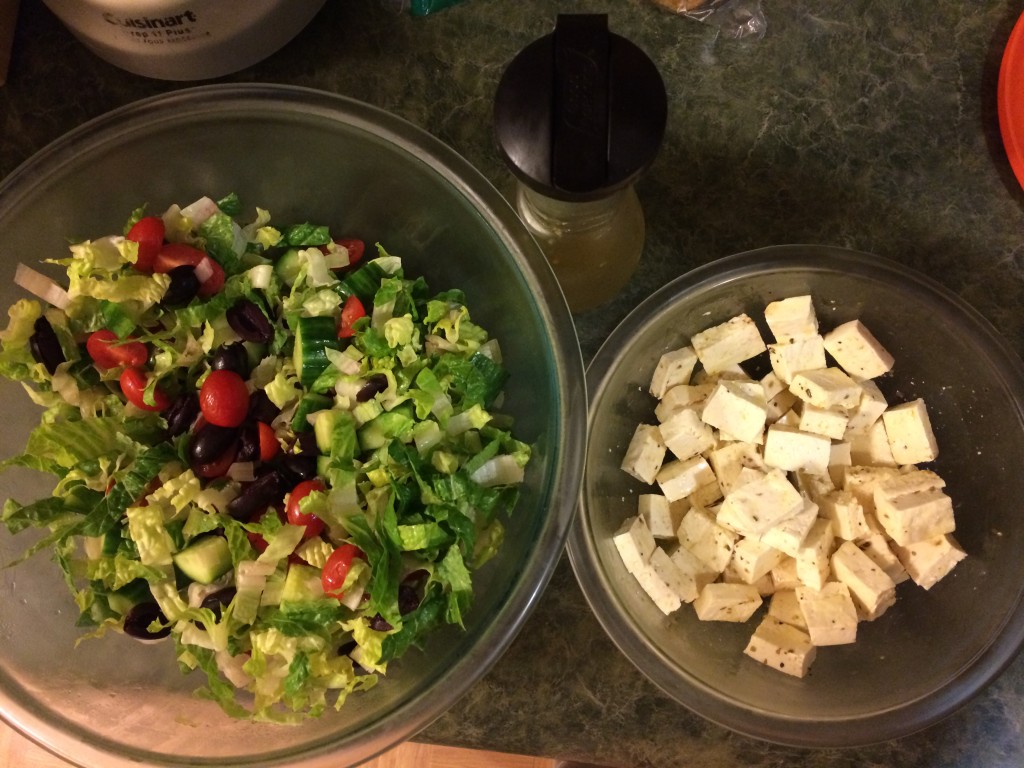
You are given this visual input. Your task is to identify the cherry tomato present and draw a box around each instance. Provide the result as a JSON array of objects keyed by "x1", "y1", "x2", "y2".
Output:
[
  {"x1": 86, "y1": 329, "x2": 149, "y2": 369},
  {"x1": 336, "y1": 238, "x2": 365, "y2": 266},
  {"x1": 321, "y1": 543, "x2": 363, "y2": 599},
  {"x1": 337, "y1": 294, "x2": 366, "y2": 339},
  {"x1": 257, "y1": 421, "x2": 279, "y2": 461},
  {"x1": 119, "y1": 367, "x2": 170, "y2": 412},
  {"x1": 125, "y1": 216, "x2": 166, "y2": 273},
  {"x1": 152, "y1": 243, "x2": 225, "y2": 298},
  {"x1": 199, "y1": 369, "x2": 250, "y2": 428},
  {"x1": 285, "y1": 479, "x2": 326, "y2": 539}
]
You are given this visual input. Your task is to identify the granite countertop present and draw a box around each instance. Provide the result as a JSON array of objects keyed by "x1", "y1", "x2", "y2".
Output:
[{"x1": 3, "y1": 1, "x2": 1024, "y2": 766}]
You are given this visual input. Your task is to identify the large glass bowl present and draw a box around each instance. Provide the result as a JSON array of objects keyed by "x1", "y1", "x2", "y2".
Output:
[
  {"x1": 568, "y1": 245, "x2": 1024, "y2": 748},
  {"x1": 0, "y1": 85, "x2": 586, "y2": 767}
]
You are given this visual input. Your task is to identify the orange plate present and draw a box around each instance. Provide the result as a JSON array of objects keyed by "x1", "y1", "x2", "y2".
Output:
[{"x1": 999, "y1": 11, "x2": 1024, "y2": 189}]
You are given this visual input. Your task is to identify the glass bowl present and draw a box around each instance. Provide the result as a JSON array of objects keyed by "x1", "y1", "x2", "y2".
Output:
[
  {"x1": 0, "y1": 84, "x2": 586, "y2": 767},
  {"x1": 568, "y1": 245, "x2": 1024, "y2": 748}
]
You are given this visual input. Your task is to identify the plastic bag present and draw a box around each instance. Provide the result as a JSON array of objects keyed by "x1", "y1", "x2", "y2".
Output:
[
  {"x1": 649, "y1": 0, "x2": 767, "y2": 40},
  {"x1": 385, "y1": 0, "x2": 466, "y2": 15}
]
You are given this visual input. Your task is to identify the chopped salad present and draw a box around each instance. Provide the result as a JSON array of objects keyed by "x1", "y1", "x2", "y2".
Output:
[{"x1": 0, "y1": 193, "x2": 530, "y2": 722}]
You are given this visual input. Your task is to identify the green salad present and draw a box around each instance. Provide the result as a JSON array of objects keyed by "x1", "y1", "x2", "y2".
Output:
[{"x1": 0, "y1": 193, "x2": 530, "y2": 722}]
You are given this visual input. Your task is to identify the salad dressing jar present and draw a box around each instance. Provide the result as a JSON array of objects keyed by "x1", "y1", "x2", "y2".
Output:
[{"x1": 494, "y1": 14, "x2": 667, "y2": 313}]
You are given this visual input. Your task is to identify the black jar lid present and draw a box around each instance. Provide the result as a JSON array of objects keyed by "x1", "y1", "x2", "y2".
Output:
[{"x1": 494, "y1": 14, "x2": 667, "y2": 203}]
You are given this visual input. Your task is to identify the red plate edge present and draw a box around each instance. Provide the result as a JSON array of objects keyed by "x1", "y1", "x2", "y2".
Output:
[{"x1": 998, "y1": 11, "x2": 1024, "y2": 190}]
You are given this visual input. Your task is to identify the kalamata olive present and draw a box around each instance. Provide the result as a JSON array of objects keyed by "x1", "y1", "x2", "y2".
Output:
[
  {"x1": 278, "y1": 453, "x2": 318, "y2": 484},
  {"x1": 28, "y1": 316, "x2": 65, "y2": 375},
  {"x1": 236, "y1": 421, "x2": 260, "y2": 462},
  {"x1": 295, "y1": 432, "x2": 320, "y2": 455},
  {"x1": 226, "y1": 299, "x2": 274, "y2": 344},
  {"x1": 165, "y1": 392, "x2": 200, "y2": 437},
  {"x1": 399, "y1": 569, "x2": 428, "y2": 615},
  {"x1": 369, "y1": 614, "x2": 393, "y2": 632},
  {"x1": 227, "y1": 469, "x2": 285, "y2": 520},
  {"x1": 123, "y1": 601, "x2": 171, "y2": 640},
  {"x1": 188, "y1": 423, "x2": 240, "y2": 465},
  {"x1": 162, "y1": 265, "x2": 200, "y2": 307},
  {"x1": 200, "y1": 587, "x2": 237, "y2": 621},
  {"x1": 247, "y1": 390, "x2": 280, "y2": 423},
  {"x1": 356, "y1": 373, "x2": 389, "y2": 402},
  {"x1": 210, "y1": 342, "x2": 250, "y2": 378}
]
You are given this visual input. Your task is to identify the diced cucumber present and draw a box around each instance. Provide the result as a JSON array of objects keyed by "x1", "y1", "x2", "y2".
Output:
[
  {"x1": 274, "y1": 247, "x2": 303, "y2": 287},
  {"x1": 358, "y1": 405, "x2": 415, "y2": 451},
  {"x1": 335, "y1": 260, "x2": 387, "y2": 304},
  {"x1": 291, "y1": 392, "x2": 333, "y2": 433},
  {"x1": 314, "y1": 409, "x2": 338, "y2": 452},
  {"x1": 107, "y1": 578, "x2": 152, "y2": 616},
  {"x1": 172, "y1": 535, "x2": 233, "y2": 585},
  {"x1": 293, "y1": 315, "x2": 342, "y2": 388}
]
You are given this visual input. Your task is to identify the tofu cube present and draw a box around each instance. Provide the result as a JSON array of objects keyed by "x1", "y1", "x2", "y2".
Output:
[
  {"x1": 828, "y1": 441, "x2": 852, "y2": 486},
  {"x1": 823, "y1": 319, "x2": 895, "y2": 380},
  {"x1": 790, "y1": 368, "x2": 863, "y2": 410},
  {"x1": 708, "y1": 441, "x2": 766, "y2": 496},
  {"x1": 768, "y1": 589, "x2": 807, "y2": 629},
  {"x1": 676, "y1": 506, "x2": 737, "y2": 574},
  {"x1": 650, "y1": 346, "x2": 699, "y2": 399},
  {"x1": 690, "y1": 313, "x2": 766, "y2": 375},
  {"x1": 761, "y1": 370, "x2": 799, "y2": 423},
  {"x1": 659, "y1": 407, "x2": 715, "y2": 461},
  {"x1": 841, "y1": 465, "x2": 902, "y2": 516},
  {"x1": 882, "y1": 398, "x2": 939, "y2": 465},
  {"x1": 796, "y1": 582, "x2": 859, "y2": 646},
  {"x1": 716, "y1": 469, "x2": 805, "y2": 538},
  {"x1": 849, "y1": 420, "x2": 897, "y2": 467},
  {"x1": 620, "y1": 424, "x2": 666, "y2": 485},
  {"x1": 758, "y1": 498, "x2": 819, "y2": 557},
  {"x1": 729, "y1": 538, "x2": 787, "y2": 584},
  {"x1": 844, "y1": 379, "x2": 888, "y2": 436},
  {"x1": 764, "y1": 295, "x2": 819, "y2": 343},
  {"x1": 647, "y1": 547, "x2": 698, "y2": 610},
  {"x1": 768, "y1": 335, "x2": 827, "y2": 384},
  {"x1": 688, "y1": 479, "x2": 724, "y2": 509},
  {"x1": 655, "y1": 383, "x2": 715, "y2": 422},
  {"x1": 637, "y1": 494, "x2": 681, "y2": 539},
  {"x1": 873, "y1": 469, "x2": 954, "y2": 546},
  {"x1": 795, "y1": 518, "x2": 835, "y2": 590},
  {"x1": 744, "y1": 616, "x2": 817, "y2": 678},
  {"x1": 793, "y1": 470, "x2": 835, "y2": 504},
  {"x1": 762, "y1": 424, "x2": 832, "y2": 475},
  {"x1": 693, "y1": 582, "x2": 763, "y2": 622},
  {"x1": 612, "y1": 516, "x2": 656, "y2": 576},
  {"x1": 893, "y1": 534, "x2": 967, "y2": 590},
  {"x1": 656, "y1": 455, "x2": 716, "y2": 502},
  {"x1": 857, "y1": 533, "x2": 909, "y2": 584},
  {"x1": 770, "y1": 556, "x2": 802, "y2": 591},
  {"x1": 669, "y1": 545, "x2": 718, "y2": 595},
  {"x1": 700, "y1": 380, "x2": 768, "y2": 445},
  {"x1": 798, "y1": 402, "x2": 849, "y2": 440},
  {"x1": 818, "y1": 490, "x2": 871, "y2": 541},
  {"x1": 831, "y1": 540, "x2": 897, "y2": 620}
]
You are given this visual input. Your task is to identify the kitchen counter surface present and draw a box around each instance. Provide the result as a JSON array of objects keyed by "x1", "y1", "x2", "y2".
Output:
[{"x1": 3, "y1": 1, "x2": 1024, "y2": 767}]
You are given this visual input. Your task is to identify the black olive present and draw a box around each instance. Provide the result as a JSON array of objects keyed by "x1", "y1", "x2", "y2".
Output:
[
  {"x1": 399, "y1": 569, "x2": 429, "y2": 615},
  {"x1": 200, "y1": 587, "x2": 237, "y2": 622},
  {"x1": 226, "y1": 299, "x2": 274, "y2": 344},
  {"x1": 165, "y1": 393, "x2": 200, "y2": 437},
  {"x1": 162, "y1": 265, "x2": 200, "y2": 307},
  {"x1": 188, "y1": 423, "x2": 239, "y2": 465},
  {"x1": 28, "y1": 316, "x2": 65, "y2": 375},
  {"x1": 210, "y1": 342, "x2": 250, "y2": 378},
  {"x1": 356, "y1": 373, "x2": 389, "y2": 402},
  {"x1": 295, "y1": 431, "x2": 320, "y2": 455},
  {"x1": 123, "y1": 601, "x2": 171, "y2": 640},
  {"x1": 227, "y1": 469, "x2": 285, "y2": 520},
  {"x1": 369, "y1": 614, "x2": 393, "y2": 632},
  {"x1": 247, "y1": 390, "x2": 280, "y2": 423},
  {"x1": 236, "y1": 421, "x2": 260, "y2": 462},
  {"x1": 278, "y1": 453, "x2": 318, "y2": 484}
]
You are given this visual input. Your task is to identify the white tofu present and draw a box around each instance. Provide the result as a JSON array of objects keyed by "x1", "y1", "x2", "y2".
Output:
[
  {"x1": 649, "y1": 546, "x2": 699, "y2": 608},
  {"x1": 700, "y1": 380, "x2": 768, "y2": 445},
  {"x1": 882, "y1": 398, "x2": 939, "y2": 465},
  {"x1": 650, "y1": 346, "x2": 699, "y2": 399},
  {"x1": 722, "y1": 563, "x2": 777, "y2": 596},
  {"x1": 708, "y1": 441, "x2": 765, "y2": 496},
  {"x1": 656, "y1": 455, "x2": 716, "y2": 502},
  {"x1": 688, "y1": 479, "x2": 724, "y2": 509},
  {"x1": 761, "y1": 370, "x2": 799, "y2": 423},
  {"x1": 655, "y1": 383, "x2": 715, "y2": 422},
  {"x1": 768, "y1": 589, "x2": 807, "y2": 630},
  {"x1": 841, "y1": 465, "x2": 902, "y2": 516},
  {"x1": 612, "y1": 516, "x2": 656, "y2": 576},
  {"x1": 768, "y1": 336, "x2": 827, "y2": 384},
  {"x1": 818, "y1": 490, "x2": 871, "y2": 541},
  {"x1": 849, "y1": 420, "x2": 897, "y2": 467},
  {"x1": 793, "y1": 470, "x2": 835, "y2": 504},
  {"x1": 892, "y1": 534, "x2": 966, "y2": 590},
  {"x1": 856, "y1": 533, "x2": 909, "y2": 584},
  {"x1": 676, "y1": 506, "x2": 737, "y2": 574},
  {"x1": 690, "y1": 314, "x2": 767, "y2": 375},
  {"x1": 620, "y1": 423, "x2": 666, "y2": 485},
  {"x1": 796, "y1": 582, "x2": 859, "y2": 646},
  {"x1": 798, "y1": 402, "x2": 849, "y2": 440},
  {"x1": 831, "y1": 540, "x2": 897, "y2": 620},
  {"x1": 744, "y1": 616, "x2": 817, "y2": 678},
  {"x1": 828, "y1": 441, "x2": 852, "y2": 486},
  {"x1": 795, "y1": 518, "x2": 835, "y2": 590},
  {"x1": 637, "y1": 494, "x2": 681, "y2": 539},
  {"x1": 659, "y1": 407, "x2": 715, "y2": 461},
  {"x1": 762, "y1": 424, "x2": 831, "y2": 475},
  {"x1": 790, "y1": 368, "x2": 862, "y2": 410},
  {"x1": 770, "y1": 556, "x2": 802, "y2": 591},
  {"x1": 693, "y1": 582, "x2": 763, "y2": 622},
  {"x1": 764, "y1": 295, "x2": 818, "y2": 343},
  {"x1": 669, "y1": 545, "x2": 718, "y2": 595},
  {"x1": 873, "y1": 469, "x2": 954, "y2": 546},
  {"x1": 716, "y1": 469, "x2": 805, "y2": 538},
  {"x1": 692, "y1": 363, "x2": 751, "y2": 384},
  {"x1": 729, "y1": 538, "x2": 787, "y2": 584},
  {"x1": 844, "y1": 379, "x2": 888, "y2": 436},
  {"x1": 823, "y1": 319, "x2": 894, "y2": 380},
  {"x1": 758, "y1": 498, "x2": 819, "y2": 558}
]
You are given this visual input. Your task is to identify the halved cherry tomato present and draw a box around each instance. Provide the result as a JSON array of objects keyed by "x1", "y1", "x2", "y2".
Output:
[
  {"x1": 194, "y1": 441, "x2": 239, "y2": 479},
  {"x1": 119, "y1": 367, "x2": 170, "y2": 412},
  {"x1": 285, "y1": 479, "x2": 326, "y2": 539},
  {"x1": 321, "y1": 543, "x2": 363, "y2": 599},
  {"x1": 86, "y1": 329, "x2": 149, "y2": 369},
  {"x1": 257, "y1": 421, "x2": 279, "y2": 461},
  {"x1": 152, "y1": 243, "x2": 225, "y2": 298},
  {"x1": 126, "y1": 216, "x2": 166, "y2": 273},
  {"x1": 336, "y1": 238, "x2": 365, "y2": 266},
  {"x1": 337, "y1": 294, "x2": 366, "y2": 339},
  {"x1": 199, "y1": 369, "x2": 250, "y2": 428}
]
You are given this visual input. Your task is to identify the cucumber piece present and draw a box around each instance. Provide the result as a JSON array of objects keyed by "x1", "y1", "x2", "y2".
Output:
[
  {"x1": 313, "y1": 409, "x2": 338, "y2": 453},
  {"x1": 172, "y1": 535, "x2": 232, "y2": 585},
  {"x1": 358, "y1": 405, "x2": 415, "y2": 451},
  {"x1": 107, "y1": 578, "x2": 152, "y2": 616},
  {"x1": 291, "y1": 392, "x2": 333, "y2": 433},
  {"x1": 335, "y1": 261, "x2": 387, "y2": 304},
  {"x1": 293, "y1": 315, "x2": 342, "y2": 388},
  {"x1": 274, "y1": 247, "x2": 303, "y2": 287}
]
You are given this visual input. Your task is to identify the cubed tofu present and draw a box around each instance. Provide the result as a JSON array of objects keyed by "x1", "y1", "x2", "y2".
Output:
[
  {"x1": 637, "y1": 494, "x2": 681, "y2": 539},
  {"x1": 729, "y1": 538, "x2": 787, "y2": 584},
  {"x1": 795, "y1": 518, "x2": 835, "y2": 590},
  {"x1": 620, "y1": 424, "x2": 666, "y2": 485},
  {"x1": 798, "y1": 402, "x2": 849, "y2": 440},
  {"x1": 768, "y1": 336, "x2": 827, "y2": 384},
  {"x1": 650, "y1": 346, "x2": 699, "y2": 399},
  {"x1": 676, "y1": 506, "x2": 737, "y2": 574},
  {"x1": 693, "y1": 582, "x2": 763, "y2": 622},
  {"x1": 831, "y1": 540, "x2": 897, "y2": 620},
  {"x1": 770, "y1": 556, "x2": 802, "y2": 591},
  {"x1": 817, "y1": 490, "x2": 871, "y2": 541},
  {"x1": 892, "y1": 534, "x2": 966, "y2": 590},
  {"x1": 790, "y1": 368, "x2": 863, "y2": 410},
  {"x1": 882, "y1": 399, "x2": 939, "y2": 465},
  {"x1": 716, "y1": 469, "x2": 805, "y2": 538},
  {"x1": 691, "y1": 314, "x2": 767, "y2": 375},
  {"x1": 701, "y1": 380, "x2": 768, "y2": 445},
  {"x1": 759, "y1": 499, "x2": 819, "y2": 557},
  {"x1": 823, "y1": 319, "x2": 895, "y2": 380},
  {"x1": 659, "y1": 407, "x2": 716, "y2": 461},
  {"x1": 849, "y1": 420, "x2": 897, "y2": 467},
  {"x1": 844, "y1": 379, "x2": 888, "y2": 436},
  {"x1": 856, "y1": 533, "x2": 909, "y2": 584},
  {"x1": 655, "y1": 383, "x2": 715, "y2": 422},
  {"x1": 761, "y1": 370, "x2": 799, "y2": 423},
  {"x1": 612, "y1": 516, "x2": 656, "y2": 576},
  {"x1": 764, "y1": 295, "x2": 819, "y2": 343},
  {"x1": 828, "y1": 441, "x2": 852, "y2": 486},
  {"x1": 649, "y1": 546, "x2": 700, "y2": 609},
  {"x1": 793, "y1": 470, "x2": 835, "y2": 504},
  {"x1": 841, "y1": 465, "x2": 902, "y2": 516},
  {"x1": 708, "y1": 441, "x2": 766, "y2": 496},
  {"x1": 762, "y1": 424, "x2": 832, "y2": 474},
  {"x1": 657, "y1": 455, "x2": 717, "y2": 502},
  {"x1": 768, "y1": 589, "x2": 807, "y2": 630},
  {"x1": 873, "y1": 469, "x2": 954, "y2": 546},
  {"x1": 796, "y1": 582, "x2": 859, "y2": 646},
  {"x1": 669, "y1": 545, "x2": 718, "y2": 595},
  {"x1": 744, "y1": 616, "x2": 817, "y2": 678},
  {"x1": 688, "y1": 479, "x2": 724, "y2": 509}
]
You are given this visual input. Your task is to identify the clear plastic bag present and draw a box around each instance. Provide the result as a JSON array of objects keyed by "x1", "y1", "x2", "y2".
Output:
[
  {"x1": 384, "y1": 0, "x2": 466, "y2": 16},
  {"x1": 649, "y1": 0, "x2": 767, "y2": 40}
]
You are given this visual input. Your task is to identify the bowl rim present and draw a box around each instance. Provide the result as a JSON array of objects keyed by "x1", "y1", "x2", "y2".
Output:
[
  {"x1": 567, "y1": 244, "x2": 1024, "y2": 748},
  {"x1": 0, "y1": 83, "x2": 588, "y2": 768}
]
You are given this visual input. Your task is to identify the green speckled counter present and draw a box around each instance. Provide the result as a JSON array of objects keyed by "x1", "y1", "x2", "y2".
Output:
[{"x1": 3, "y1": 1, "x2": 1024, "y2": 766}]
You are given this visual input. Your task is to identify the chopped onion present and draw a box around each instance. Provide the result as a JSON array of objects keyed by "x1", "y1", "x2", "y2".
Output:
[
  {"x1": 14, "y1": 263, "x2": 70, "y2": 309},
  {"x1": 226, "y1": 461, "x2": 255, "y2": 482},
  {"x1": 180, "y1": 196, "x2": 220, "y2": 227},
  {"x1": 194, "y1": 257, "x2": 215, "y2": 284}
]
